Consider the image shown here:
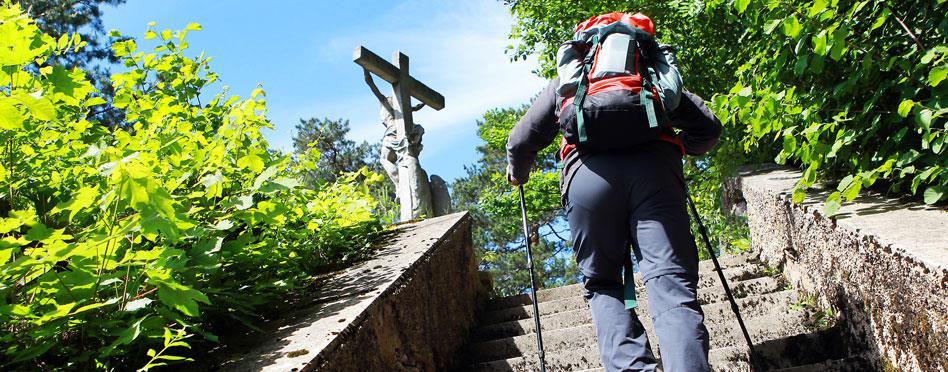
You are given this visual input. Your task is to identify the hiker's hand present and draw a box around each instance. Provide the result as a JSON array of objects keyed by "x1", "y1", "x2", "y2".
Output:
[{"x1": 506, "y1": 164, "x2": 525, "y2": 186}]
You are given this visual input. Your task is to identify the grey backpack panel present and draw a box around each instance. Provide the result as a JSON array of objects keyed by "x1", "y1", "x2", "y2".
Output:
[
  {"x1": 556, "y1": 41, "x2": 585, "y2": 97},
  {"x1": 554, "y1": 21, "x2": 683, "y2": 113}
]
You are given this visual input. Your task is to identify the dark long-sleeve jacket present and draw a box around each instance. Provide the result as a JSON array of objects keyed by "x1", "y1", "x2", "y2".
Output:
[{"x1": 506, "y1": 78, "x2": 722, "y2": 183}]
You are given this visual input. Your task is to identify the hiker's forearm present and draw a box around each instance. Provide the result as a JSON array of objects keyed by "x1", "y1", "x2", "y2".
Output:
[
  {"x1": 506, "y1": 79, "x2": 559, "y2": 182},
  {"x1": 672, "y1": 91, "x2": 722, "y2": 156}
]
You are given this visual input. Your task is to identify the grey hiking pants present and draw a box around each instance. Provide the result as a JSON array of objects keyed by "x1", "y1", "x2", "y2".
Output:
[{"x1": 562, "y1": 144, "x2": 710, "y2": 372}]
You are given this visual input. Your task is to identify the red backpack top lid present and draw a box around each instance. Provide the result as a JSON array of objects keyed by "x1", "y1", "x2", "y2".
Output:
[{"x1": 574, "y1": 12, "x2": 654, "y2": 35}]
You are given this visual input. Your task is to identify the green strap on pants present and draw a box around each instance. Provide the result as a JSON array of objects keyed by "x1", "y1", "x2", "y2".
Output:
[{"x1": 624, "y1": 245, "x2": 637, "y2": 309}]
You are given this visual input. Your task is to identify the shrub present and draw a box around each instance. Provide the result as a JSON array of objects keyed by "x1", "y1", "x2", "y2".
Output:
[{"x1": 0, "y1": 3, "x2": 381, "y2": 369}]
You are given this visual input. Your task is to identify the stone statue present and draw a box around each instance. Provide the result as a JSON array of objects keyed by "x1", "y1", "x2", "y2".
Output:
[
  {"x1": 355, "y1": 47, "x2": 452, "y2": 221},
  {"x1": 364, "y1": 70, "x2": 435, "y2": 219}
]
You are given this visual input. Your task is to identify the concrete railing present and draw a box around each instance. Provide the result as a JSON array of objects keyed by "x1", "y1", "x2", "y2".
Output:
[
  {"x1": 210, "y1": 212, "x2": 486, "y2": 371},
  {"x1": 732, "y1": 166, "x2": 947, "y2": 371}
]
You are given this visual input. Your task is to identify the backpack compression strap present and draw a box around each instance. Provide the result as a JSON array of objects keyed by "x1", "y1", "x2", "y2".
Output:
[
  {"x1": 573, "y1": 34, "x2": 599, "y2": 143},
  {"x1": 637, "y1": 40, "x2": 661, "y2": 128}
]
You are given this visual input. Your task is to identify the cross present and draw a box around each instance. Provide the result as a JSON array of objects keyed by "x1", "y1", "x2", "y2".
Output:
[{"x1": 353, "y1": 46, "x2": 445, "y2": 140}]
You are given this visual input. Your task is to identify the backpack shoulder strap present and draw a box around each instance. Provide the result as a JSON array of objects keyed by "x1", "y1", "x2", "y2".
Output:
[{"x1": 573, "y1": 33, "x2": 600, "y2": 143}]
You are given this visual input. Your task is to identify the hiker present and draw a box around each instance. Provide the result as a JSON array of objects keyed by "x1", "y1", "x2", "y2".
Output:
[{"x1": 505, "y1": 12, "x2": 722, "y2": 372}]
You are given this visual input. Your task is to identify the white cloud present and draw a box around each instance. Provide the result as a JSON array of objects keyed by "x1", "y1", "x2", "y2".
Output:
[{"x1": 268, "y1": 0, "x2": 547, "y2": 157}]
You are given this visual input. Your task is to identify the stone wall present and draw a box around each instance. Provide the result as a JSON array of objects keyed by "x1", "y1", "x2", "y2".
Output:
[
  {"x1": 732, "y1": 166, "x2": 947, "y2": 371},
  {"x1": 215, "y1": 212, "x2": 487, "y2": 371}
]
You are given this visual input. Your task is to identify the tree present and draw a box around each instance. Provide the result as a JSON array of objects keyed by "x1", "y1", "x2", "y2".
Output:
[
  {"x1": 452, "y1": 106, "x2": 579, "y2": 296},
  {"x1": 502, "y1": 0, "x2": 741, "y2": 98},
  {"x1": 292, "y1": 117, "x2": 381, "y2": 184},
  {"x1": 15, "y1": 0, "x2": 127, "y2": 124},
  {"x1": 292, "y1": 117, "x2": 398, "y2": 222}
]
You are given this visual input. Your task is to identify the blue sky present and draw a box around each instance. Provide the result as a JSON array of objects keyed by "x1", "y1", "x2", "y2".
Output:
[{"x1": 101, "y1": 0, "x2": 547, "y2": 182}]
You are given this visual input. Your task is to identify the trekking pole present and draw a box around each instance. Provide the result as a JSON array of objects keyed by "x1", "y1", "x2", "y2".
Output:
[
  {"x1": 684, "y1": 192, "x2": 759, "y2": 371},
  {"x1": 517, "y1": 185, "x2": 547, "y2": 372}
]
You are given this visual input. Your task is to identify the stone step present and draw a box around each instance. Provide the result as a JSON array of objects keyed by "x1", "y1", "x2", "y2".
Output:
[
  {"x1": 479, "y1": 295, "x2": 587, "y2": 326},
  {"x1": 465, "y1": 326, "x2": 852, "y2": 372},
  {"x1": 485, "y1": 256, "x2": 762, "y2": 311},
  {"x1": 464, "y1": 326, "x2": 852, "y2": 372},
  {"x1": 479, "y1": 264, "x2": 773, "y2": 325},
  {"x1": 464, "y1": 293, "x2": 808, "y2": 364},
  {"x1": 473, "y1": 276, "x2": 783, "y2": 341},
  {"x1": 770, "y1": 354, "x2": 875, "y2": 372},
  {"x1": 464, "y1": 341, "x2": 756, "y2": 371},
  {"x1": 479, "y1": 279, "x2": 797, "y2": 330}
]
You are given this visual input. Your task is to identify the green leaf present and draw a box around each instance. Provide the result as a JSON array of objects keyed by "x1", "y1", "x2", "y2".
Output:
[
  {"x1": 111, "y1": 39, "x2": 137, "y2": 57},
  {"x1": 70, "y1": 301, "x2": 111, "y2": 315},
  {"x1": 259, "y1": 177, "x2": 302, "y2": 193},
  {"x1": 782, "y1": 16, "x2": 802, "y2": 38},
  {"x1": 923, "y1": 186, "x2": 945, "y2": 204},
  {"x1": 85, "y1": 96, "x2": 107, "y2": 107},
  {"x1": 829, "y1": 28, "x2": 848, "y2": 61},
  {"x1": 812, "y1": 30, "x2": 828, "y2": 56},
  {"x1": 185, "y1": 22, "x2": 202, "y2": 31},
  {"x1": 24, "y1": 224, "x2": 54, "y2": 241},
  {"x1": 764, "y1": 19, "x2": 782, "y2": 35},
  {"x1": 57, "y1": 33, "x2": 70, "y2": 50},
  {"x1": 896, "y1": 149, "x2": 920, "y2": 167},
  {"x1": 823, "y1": 191, "x2": 842, "y2": 216},
  {"x1": 734, "y1": 0, "x2": 751, "y2": 14},
  {"x1": 101, "y1": 316, "x2": 148, "y2": 357},
  {"x1": 0, "y1": 304, "x2": 32, "y2": 317},
  {"x1": 808, "y1": 0, "x2": 828, "y2": 17},
  {"x1": 253, "y1": 165, "x2": 280, "y2": 190},
  {"x1": 124, "y1": 298, "x2": 153, "y2": 312},
  {"x1": 839, "y1": 175, "x2": 863, "y2": 201},
  {"x1": 15, "y1": 94, "x2": 56, "y2": 121},
  {"x1": 55, "y1": 186, "x2": 99, "y2": 221},
  {"x1": 928, "y1": 65, "x2": 947, "y2": 86},
  {"x1": 871, "y1": 8, "x2": 890, "y2": 30},
  {"x1": 157, "y1": 281, "x2": 210, "y2": 317},
  {"x1": 0, "y1": 97, "x2": 24, "y2": 130},
  {"x1": 793, "y1": 55, "x2": 809, "y2": 76},
  {"x1": 801, "y1": 166, "x2": 817, "y2": 186},
  {"x1": 897, "y1": 99, "x2": 915, "y2": 117},
  {"x1": 792, "y1": 187, "x2": 806, "y2": 203},
  {"x1": 237, "y1": 154, "x2": 264, "y2": 173},
  {"x1": 915, "y1": 109, "x2": 933, "y2": 130}
]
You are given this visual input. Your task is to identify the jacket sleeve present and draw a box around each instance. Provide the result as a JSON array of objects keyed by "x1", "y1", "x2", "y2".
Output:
[
  {"x1": 506, "y1": 78, "x2": 560, "y2": 183},
  {"x1": 669, "y1": 91, "x2": 722, "y2": 156}
]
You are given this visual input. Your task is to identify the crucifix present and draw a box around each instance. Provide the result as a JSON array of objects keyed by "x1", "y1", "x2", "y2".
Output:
[{"x1": 354, "y1": 46, "x2": 451, "y2": 221}]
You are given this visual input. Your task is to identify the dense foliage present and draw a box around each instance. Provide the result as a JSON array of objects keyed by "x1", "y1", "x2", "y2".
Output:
[
  {"x1": 485, "y1": 0, "x2": 945, "y2": 295},
  {"x1": 0, "y1": 4, "x2": 382, "y2": 369},
  {"x1": 292, "y1": 117, "x2": 397, "y2": 222},
  {"x1": 292, "y1": 117, "x2": 380, "y2": 185},
  {"x1": 453, "y1": 106, "x2": 579, "y2": 296},
  {"x1": 15, "y1": 0, "x2": 127, "y2": 125},
  {"x1": 709, "y1": 0, "x2": 947, "y2": 213},
  {"x1": 505, "y1": 0, "x2": 946, "y2": 213}
]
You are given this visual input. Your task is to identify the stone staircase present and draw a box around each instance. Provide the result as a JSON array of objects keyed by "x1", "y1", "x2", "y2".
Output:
[{"x1": 455, "y1": 253, "x2": 873, "y2": 371}]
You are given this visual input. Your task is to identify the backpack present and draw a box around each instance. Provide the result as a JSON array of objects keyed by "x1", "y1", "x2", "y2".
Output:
[{"x1": 555, "y1": 12, "x2": 683, "y2": 151}]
